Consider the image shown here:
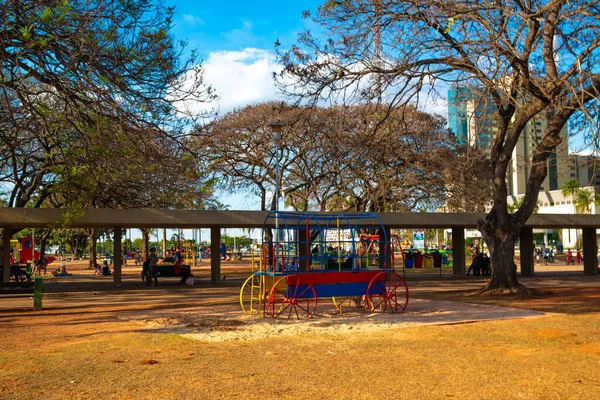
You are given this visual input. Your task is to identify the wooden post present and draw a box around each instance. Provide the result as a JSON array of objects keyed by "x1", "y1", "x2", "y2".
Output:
[
  {"x1": 582, "y1": 228, "x2": 598, "y2": 276},
  {"x1": 2, "y1": 227, "x2": 11, "y2": 283},
  {"x1": 519, "y1": 228, "x2": 534, "y2": 277},
  {"x1": 113, "y1": 227, "x2": 122, "y2": 286},
  {"x1": 211, "y1": 227, "x2": 221, "y2": 284},
  {"x1": 451, "y1": 227, "x2": 465, "y2": 276}
]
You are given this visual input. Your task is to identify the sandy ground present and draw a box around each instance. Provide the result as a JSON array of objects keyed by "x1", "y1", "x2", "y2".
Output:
[{"x1": 131, "y1": 299, "x2": 544, "y2": 343}]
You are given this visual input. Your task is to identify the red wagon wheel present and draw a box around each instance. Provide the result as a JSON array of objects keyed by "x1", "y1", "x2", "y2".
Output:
[
  {"x1": 366, "y1": 271, "x2": 409, "y2": 313},
  {"x1": 268, "y1": 276, "x2": 317, "y2": 319}
]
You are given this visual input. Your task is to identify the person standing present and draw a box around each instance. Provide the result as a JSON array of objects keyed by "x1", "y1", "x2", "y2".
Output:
[
  {"x1": 541, "y1": 243, "x2": 548, "y2": 265},
  {"x1": 149, "y1": 247, "x2": 159, "y2": 285},
  {"x1": 220, "y1": 242, "x2": 226, "y2": 260}
]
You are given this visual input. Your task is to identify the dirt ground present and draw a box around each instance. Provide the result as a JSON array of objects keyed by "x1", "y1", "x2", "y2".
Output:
[{"x1": 1, "y1": 267, "x2": 599, "y2": 399}]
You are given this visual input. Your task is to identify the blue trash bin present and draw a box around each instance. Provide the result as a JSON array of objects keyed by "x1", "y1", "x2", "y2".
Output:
[{"x1": 404, "y1": 251, "x2": 414, "y2": 268}]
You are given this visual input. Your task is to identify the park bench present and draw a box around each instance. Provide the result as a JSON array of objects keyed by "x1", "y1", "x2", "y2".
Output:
[{"x1": 141, "y1": 257, "x2": 192, "y2": 285}]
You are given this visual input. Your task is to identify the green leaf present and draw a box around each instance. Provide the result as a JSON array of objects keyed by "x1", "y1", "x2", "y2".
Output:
[{"x1": 41, "y1": 7, "x2": 52, "y2": 23}]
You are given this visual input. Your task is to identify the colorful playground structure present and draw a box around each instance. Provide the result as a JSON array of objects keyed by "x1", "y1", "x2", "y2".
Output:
[
  {"x1": 239, "y1": 211, "x2": 409, "y2": 319},
  {"x1": 10, "y1": 237, "x2": 56, "y2": 265}
]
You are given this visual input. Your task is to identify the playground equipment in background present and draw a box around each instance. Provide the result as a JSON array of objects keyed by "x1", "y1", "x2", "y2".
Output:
[
  {"x1": 11, "y1": 237, "x2": 56, "y2": 265},
  {"x1": 181, "y1": 240, "x2": 196, "y2": 266},
  {"x1": 239, "y1": 211, "x2": 409, "y2": 319}
]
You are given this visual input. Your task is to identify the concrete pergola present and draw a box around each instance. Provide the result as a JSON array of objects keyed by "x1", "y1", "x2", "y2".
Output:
[{"x1": 1, "y1": 208, "x2": 599, "y2": 284}]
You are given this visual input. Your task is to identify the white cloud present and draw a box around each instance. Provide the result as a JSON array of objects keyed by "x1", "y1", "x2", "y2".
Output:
[
  {"x1": 181, "y1": 47, "x2": 450, "y2": 121},
  {"x1": 203, "y1": 48, "x2": 284, "y2": 114},
  {"x1": 183, "y1": 14, "x2": 204, "y2": 26}
]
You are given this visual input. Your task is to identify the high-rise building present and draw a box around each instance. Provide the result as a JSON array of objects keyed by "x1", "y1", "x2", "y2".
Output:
[
  {"x1": 507, "y1": 114, "x2": 570, "y2": 195},
  {"x1": 448, "y1": 87, "x2": 497, "y2": 150},
  {"x1": 448, "y1": 87, "x2": 571, "y2": 195}
]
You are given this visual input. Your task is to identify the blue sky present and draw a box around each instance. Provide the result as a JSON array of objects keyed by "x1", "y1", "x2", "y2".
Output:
[
  {"x1": 164, "y1": 1, "x2": 328, "y2": 121},
  {"x1": 169, "y1": 1, "x2": 323, "y2": 55}
]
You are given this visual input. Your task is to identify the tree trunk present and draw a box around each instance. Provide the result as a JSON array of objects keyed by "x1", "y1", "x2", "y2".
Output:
[
  {"x1": 478, "y1": 210, "x2": 530, "y2": 294},
  {"x1": 162, "y1": 228, "x2": 167, "y2": 258},
  {"x1": 141, "y1": 228, "x2": 150, "y2": 260},
  {"x1": 39, "y1": 230, "x2": 52, "y2": 261},
  {"x1": 88, "y1": 229, "x2": 97, "y2": 269}
]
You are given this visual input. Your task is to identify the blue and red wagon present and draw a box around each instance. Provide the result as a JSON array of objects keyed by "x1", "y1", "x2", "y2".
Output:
[{"x1": 239, "y1": 211, "x2": 409, "y2": 318}]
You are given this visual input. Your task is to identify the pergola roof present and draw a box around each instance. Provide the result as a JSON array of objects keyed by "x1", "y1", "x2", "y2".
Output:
[{"x1": 1, "y1": 208, "x2": 600, "y2": 229}]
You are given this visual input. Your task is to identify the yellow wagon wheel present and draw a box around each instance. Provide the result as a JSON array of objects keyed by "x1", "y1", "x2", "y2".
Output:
[
  {"x1": 239, "y1": 274, "x2": 263, "y2": 316},
  {"x1": 332, "y1": 296, "x2": 363, "y2": 315}
]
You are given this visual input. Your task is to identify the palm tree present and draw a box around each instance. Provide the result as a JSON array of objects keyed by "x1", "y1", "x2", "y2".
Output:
[
  {"x1": 573, "y1": 189, "x2": 600, "y2": 214},
  {"x1": 206, "y1": 200, "x2": 230, "y2": 211},
  {"x1": 562, "y1": 179, "x2": 580, "y2": 199}
]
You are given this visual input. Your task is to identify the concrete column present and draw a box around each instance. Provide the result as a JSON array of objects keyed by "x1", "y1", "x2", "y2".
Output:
[
  {"x1": 519, "y1": 228, "x2": 534, "y2": 277},
  {"x1": 582, "y1": 228, "x2": 598, "y2": 276},
  {"x1": 113, "y1": 227, "x2": 122, "y2": 286},
  {"x1": 2, "y1": 227, "x2": 11, "y2": 283},
  {"x1": 451, "y1": 227, "x2": 465, "y2": 276},
  {"x1": 211, "y1": 227, "x2": 221, "y2": 284}
]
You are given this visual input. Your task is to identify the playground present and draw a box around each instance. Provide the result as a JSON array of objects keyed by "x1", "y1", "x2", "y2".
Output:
[{"x1": 1, "y1": 210, "x2": 599, "y2": 399}]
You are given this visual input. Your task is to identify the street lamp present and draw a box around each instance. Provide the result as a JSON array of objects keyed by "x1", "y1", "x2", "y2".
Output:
[{"x1": 269, "y1": 121, "x2": 283, "y2": 242}]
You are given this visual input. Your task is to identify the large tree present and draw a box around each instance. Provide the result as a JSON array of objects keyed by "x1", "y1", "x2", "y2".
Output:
[
  {"x1": 199, "y1": 102, "x2": 468, "y2": 212},
  {"x1": 0, "y1": 0, "x2": 214, "y2": 208},
  {"x1": 277, "y1": 0, "x2": 600, "y2": 293}
]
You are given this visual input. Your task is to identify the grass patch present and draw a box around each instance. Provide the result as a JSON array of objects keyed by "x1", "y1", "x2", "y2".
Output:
[
  {"x1": 1, "y1": 291, "x2": 600, "y2": 399},
  {"x1": 413, "y1": 286, "x2": 600, "y2": 314}
]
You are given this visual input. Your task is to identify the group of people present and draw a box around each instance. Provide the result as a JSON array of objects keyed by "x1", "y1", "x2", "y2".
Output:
[
  {"x1": 145, "y1": 247, "x2": 191, "y2": 285},
  {"x1": 566, "y1": 249, "x2": 583, "y2": 265},
  {"x1": 535, "y1": 243, "x2": 555, "y2": 265},
  {"x1": 94, "y1": 260, "x2": 113, "y2": 276},
  {"x1": 536, "y1": 244, "x2": 582, "y2": 265}
]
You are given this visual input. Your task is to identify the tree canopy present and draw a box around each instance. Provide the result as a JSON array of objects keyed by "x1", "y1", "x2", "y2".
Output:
[
  {"x1": 0, "y1": 0, "x2": 215, "y2": 210},
  {"x1": 277, "y1": 0, "x2": 600, "y2": 293},
  {"x1": 197, "y1": 101, "x2": 486, "y2": 212}
]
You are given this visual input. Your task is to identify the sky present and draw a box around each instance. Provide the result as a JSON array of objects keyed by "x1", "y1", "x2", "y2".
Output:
[
  {"x1": 161, "y1": 1, "x2": 591, "y2": 219},
  {"x1": 164, "y1": 1, "x2": 327, "y2": 213},
  {"x1": 168, "y1": 0, "x2": 323, "y2": 115}
]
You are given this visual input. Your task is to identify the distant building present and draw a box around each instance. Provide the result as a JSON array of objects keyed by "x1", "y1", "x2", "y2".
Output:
[
  {"x1": 448, "y1": 86, "x2": 571, "y2": 194},
  {"x1": 448, "y1": 86, "x2": 600, "y2": 248},
  {"x1": 448, "y1": 87, "x2": 497, "y2": 150}
]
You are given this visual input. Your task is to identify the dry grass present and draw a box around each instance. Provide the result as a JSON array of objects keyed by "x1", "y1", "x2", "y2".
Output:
[
  {"x1": 1, "y1": 286, "x2": 599, "y2": 400},
  {"x1": 414, "y1": 286, "x2": 600, "y2": 315}
]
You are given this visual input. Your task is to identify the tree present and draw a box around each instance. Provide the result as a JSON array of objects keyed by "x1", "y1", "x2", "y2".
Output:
[
  {"x1": 0, "y1": 0, "x2": 215, "y2": 209},
  {"x1": 278, "y1": 1, "x2": 600, "y2": 293},
  {"x1": 199, "y1": 102, "x2": 467, "y2": 213},
  {"x1": 572, "y1": 189, "x2": 600, "y2": 214},
  {"x1": 507, "y1": 197, "x2": 540, "y2": 214},
  {"x1": 562, "y1": 180, "x2": 580, "y2": 200}
]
